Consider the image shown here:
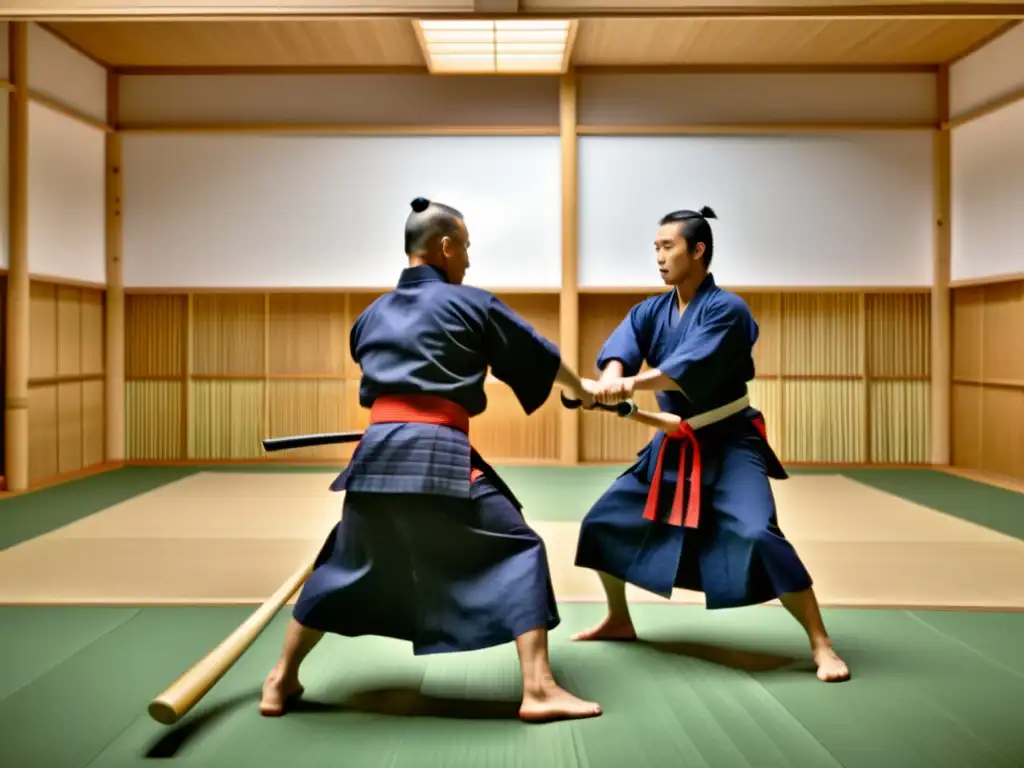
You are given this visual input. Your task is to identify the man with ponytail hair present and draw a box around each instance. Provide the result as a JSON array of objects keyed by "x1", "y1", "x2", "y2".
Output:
[{"x1": 573, "y1": 206, "x2": 850, "y2": 684}]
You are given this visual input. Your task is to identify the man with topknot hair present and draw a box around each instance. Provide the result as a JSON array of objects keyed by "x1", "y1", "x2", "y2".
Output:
[
  {"x1": 573, "y1": 206, "x2": 850, "y2": 684},
  {"x1": 260, "y1": 198, "x2": 604, "y2": 723}
]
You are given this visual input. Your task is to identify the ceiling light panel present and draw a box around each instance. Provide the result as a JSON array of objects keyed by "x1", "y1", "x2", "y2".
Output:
[{"x1": 416, "y1": 20, "x2": 573, "y2": 74}]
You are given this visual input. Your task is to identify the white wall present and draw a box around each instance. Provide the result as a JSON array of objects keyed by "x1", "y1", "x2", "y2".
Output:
[
  {"x1": 117, "y1": 72, "x2": 940, "y2": 291},
  {"x1": 951, "y1": 98, "x2": 1024, "y2": 283},
  {"x1": 27, "y1": 24, "x2": 107, "y2": 123},
  {"x1": 124, "y1": 129, "x2": 938, "y2": 291},
  {"x1": 950, "y1": 23, "x2": 1024, "y2": 119},
  {"x1": 122, "y1": 134, "x2": 562, "y2": 289},
  {"x1": 23, "y1": 24, "x2": 108, "y2": 284},
  {"x1": 119, "y1": 74, "x2": 560, "y2": 126},
  {"x1": 949, "y1": 22, "x2": 1024, "y2": 283},
  {"x1": 578, "y1": 73, "x2": 937, "y2": 126},
  {"x1": 579, "y1": 132, "x2": 935, "y2": 288},
  {"x1": 28, "y1": 102, "x2": 106, "y2": 284}
]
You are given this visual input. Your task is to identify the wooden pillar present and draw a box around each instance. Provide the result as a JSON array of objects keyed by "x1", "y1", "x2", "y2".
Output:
[
  {"x1": 932, "y1": 65, "x2": 952, "y2": 465},
  {"x1": 105, "y1": 71, "x2": 125, "y2": 462},
  {"x1": 558, "y1": 72, "x2": 579, "y2": 465},
  {"x1": 4, "y1": 23, "x2": 30, "y2": 492}
]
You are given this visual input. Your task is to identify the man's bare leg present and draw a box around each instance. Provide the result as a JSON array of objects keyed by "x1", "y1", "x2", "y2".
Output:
[
  {"x1": 571, "y1": 571, "x2": 638, "y2": 641},
  {"x1": 515, "y1": 626, "x2": 602, "y2": 723},
  {"x1": 778, "y1": 587, "x2": 850, "y2": 682},
  {"x1": 260, "y1": 618, "x2": 325, "y2": 716}
]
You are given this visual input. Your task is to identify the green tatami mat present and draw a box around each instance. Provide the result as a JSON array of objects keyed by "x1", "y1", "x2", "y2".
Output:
[
  {"x1": 841, "y1": 469, "x2": 1024, "y2": 541},
  {"x1": 0, "y1": 467, "x2": 199, "y2": 550},
  {"x1": 493, "y1": 465, "x2": 629, "y2": 521},
  {"x1": 494, "y1": 466, "x2": 1024, "y2": 537},
  {"x1": 1, "y1": 603, "x2": 1022, "y2": 768}
]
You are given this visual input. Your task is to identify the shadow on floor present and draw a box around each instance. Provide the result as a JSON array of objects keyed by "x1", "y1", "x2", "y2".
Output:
[
  {"x1": 144, "y1": 639, "x2": 803, "y2": 758},
  {"x1": 145, "y1": 687, "x2": 521, "y2": 758},
  {"x1": 639, "y1": 639, "x2": 803, "y2": 673}
]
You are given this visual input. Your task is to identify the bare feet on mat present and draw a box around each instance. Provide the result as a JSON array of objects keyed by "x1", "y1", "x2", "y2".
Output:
[
  {"x1": 259, "y1": 670, "x2": 305, "y2": 716},
  {"x1": 571, "y1": 615, "x2": 637, "y2": 642},
  {"x1": 813, "y1": 645, "x2": 850, "y2": 683},
  {"x1": 519, "y1": 683, "x2": 602, "y2": 723}
]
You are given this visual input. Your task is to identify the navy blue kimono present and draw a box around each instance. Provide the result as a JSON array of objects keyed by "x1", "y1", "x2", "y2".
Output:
[
  {"x1": 574, "y1": 273, "x2": 813, "y2": 608},
  {"x1": 292, "y1": 264, "x2": 563, "y2": 654}
]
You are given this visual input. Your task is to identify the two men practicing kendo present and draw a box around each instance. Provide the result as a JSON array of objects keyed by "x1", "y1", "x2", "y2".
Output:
[{"x1": 258, "y1": 197, "x2": 849, "y2": 724}]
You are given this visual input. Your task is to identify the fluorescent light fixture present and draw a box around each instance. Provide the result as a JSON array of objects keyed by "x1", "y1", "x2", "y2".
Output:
[{"x1": 415, "y1": 19, "x2": 574, "y2": 74}]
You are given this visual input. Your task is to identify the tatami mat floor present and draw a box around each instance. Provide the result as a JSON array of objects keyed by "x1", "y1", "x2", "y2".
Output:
[
  {"x1": 1, "y1": 470, "x2": 1023, "y2": 610},
  {"x1": 1, "y1": 466, "x2": 1023, "y2": 768}
]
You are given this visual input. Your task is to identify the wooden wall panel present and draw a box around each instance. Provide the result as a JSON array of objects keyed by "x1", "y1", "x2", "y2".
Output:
[
  {"x1": 122, "y1": 287, "x2": 932, "y2": 467},
  {"x1": 267, "y1": 294, "x2": 347, "y2": 376},
  {"x1": 192, "y1": 294, "x2": 264, "y2": 376},
  {"x1": 126, "y1": 380, "x2": 183, "y2": 460},
  {"x1": 871, "y1": 381, "x2": 930, "y2": 464},
  {"x1": 472, "y1": 293, "x2": 561, "y2": 461},
  {"x1": 952, "y1": 280, "x2": 1024, "y2": 480},
  {"x1": 779, "y1": 293, "x2": 861, "y2": 463},
  {"x1": 125, "y1": 294, "x2": 187, "y2": 459},
  {"x1": 781, "y1": 294, "x2": 862, "y2": 376},
  {"x1": 125, "y1": 290, "x2": 565, "y2": 463},
  {"x1": 267, "y1": 379, "x2": 348, "y2": 461},
  {"x1": 981, "y1": 282, "x2": 1024, "y2": 383},
  {"x1": 783, "y1": 380, "x2": 866, "y2": 463},
  {"x1": 25, "y1": 280, "x2": 106, "y2": 485},
  {"x1": 579, "y1": 289, "x2": 928, "y2": 465},
  {"x1": 125, "y1": 294, "x2": 187, "y2": 378},
  {"x1": 188, "y1": 293, "x2": 266, "y2": 458},
  {"x1": 266, "y1": 294, "x2": 351, "y2": 460},
  {"x1": 578, "y1": 293, "x2": 659, "y2": 462},
  {"x1": 951, "y1": 382, "x2": 983, "y2": 469},
  {"x1": 189, "y1": 379, "x2": 265, "y2": 459},
  {"x1": 867, "y1": 293, "x2": 931, "y2": 464}
]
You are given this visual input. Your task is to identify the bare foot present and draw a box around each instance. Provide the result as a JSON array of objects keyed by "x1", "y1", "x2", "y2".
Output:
[
  {"x1": 259, "y1": 669, "x2": 305, "y2": 716},
  {"x1": 813, "y1": 645, "x2": 850, "y2": 683},
  {"x1": 571, "y1": 615, "x2": 637, "y2": 642},
  {"x1": 519, "y1": 684, "x2": 602, "y2": 723}
]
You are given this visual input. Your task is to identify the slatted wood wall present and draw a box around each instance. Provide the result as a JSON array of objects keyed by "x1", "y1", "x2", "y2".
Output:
[
  {"x1": 26, "y1": 279, "x2": 106, "y2": 484},
  {"x1": 125, "y1": 288, "x2": 930, "y2": 465},
  {"x1": 952, "y1": 279, "x2": 1024, "y2": 481}
]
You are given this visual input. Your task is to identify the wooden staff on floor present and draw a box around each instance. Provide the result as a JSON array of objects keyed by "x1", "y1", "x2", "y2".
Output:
[
  {"x1": 148, "y1": 557, "x2": 316, "y2": 724},
  {"x1": 147, "y1": 430, "x2": 364, "y2": 725}
]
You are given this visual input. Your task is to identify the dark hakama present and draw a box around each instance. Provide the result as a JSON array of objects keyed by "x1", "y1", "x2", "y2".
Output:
[
  {"x1": 293, "y1": 475, "x2": 559, "y2": 655},
  {"x1": 575, "y1": 273, "x2": 814, "y2": 609},
  {"x1": 290, "y1": 264, "x2": 564, "y2": 654}
]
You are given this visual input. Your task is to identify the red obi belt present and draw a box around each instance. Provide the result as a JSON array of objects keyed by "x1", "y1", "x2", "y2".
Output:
[
  {"x1": 645, "y1": 410, "x2": 767, "y2": 530},
  {"x1": 369, "y1": 394, "x2": 484, "y2": 483}
]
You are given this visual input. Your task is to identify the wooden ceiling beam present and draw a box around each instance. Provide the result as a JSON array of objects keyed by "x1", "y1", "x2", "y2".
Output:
[
  {"x1": 6, "y1": 1, "x2": 1024, "y2": 20},
  {"x1": 109, "y1": 62, "x2": 937, "y2": 75}
]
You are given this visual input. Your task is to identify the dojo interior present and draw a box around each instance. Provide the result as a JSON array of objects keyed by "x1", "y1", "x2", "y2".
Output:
[{"x1": 1, "y1": 12, "x2": 1023, "y2": 768}]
